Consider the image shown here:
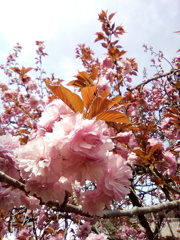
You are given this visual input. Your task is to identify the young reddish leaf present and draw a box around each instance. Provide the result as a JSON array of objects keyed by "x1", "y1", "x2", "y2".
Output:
[
  {"x1": 44, "y1": 227, "x2": 55, "y2": 233},
  {"x1": 101, "y1": 90, "x2": 110, "y2": 98},
  {"x1": 96, "y1": 110, "x2": 131, "y2": 124},
  {"x1": 90, "y1": 68, "x2": 98, "y2": 80},
  {"x1": 133, "y1": 149, "x2": 145, "y2": 158},
  {"x1": 67, "y1": 79, "x2": 88, "y2": 88},
  {"x1": 81, "y1": 85, "x2": 97, "y2": 110},
  {"x1": 89, "y1": 97, "x2": 110, "y2": 118},
  {"x1": 170, "y1": 176, "x2": 180, "y2": 184},
  {"x1": 108, "y1": 96, "x2": 122, "y2": 108},
  {"x1": 11, "y1": 67, "x2": 21, "y2": 74},
  {"x1": 46, "y1": 83, "x2": 84, "y2": 113},
  {"x1": 146, "y1": 144, "x2": 162, "y2": 159},
  {"x1": 67, "y1": 71, "x2": 93, "y2": 88},
  {"x1": 108, "y1": 12, "x2": 116, "y2": 21}
]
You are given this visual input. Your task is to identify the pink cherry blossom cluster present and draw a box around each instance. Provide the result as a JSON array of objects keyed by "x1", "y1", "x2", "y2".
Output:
[{"x1": 0, "y1": 99, "x2": 131, "y2": 216}]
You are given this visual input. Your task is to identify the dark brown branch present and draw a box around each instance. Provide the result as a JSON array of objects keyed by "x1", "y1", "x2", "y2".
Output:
[
  {"x1": 127, "y1": 69, "x2": 180, "y2": 91},
  {"x1": 1, "y1": 171, "x2": 180, "y2": 220},
  {"x1": 128, "y1": 189, "x2": 154, "y2": 239},
  {"x1": 0, "y1": 170, "x2": 25, "y2": 191}
]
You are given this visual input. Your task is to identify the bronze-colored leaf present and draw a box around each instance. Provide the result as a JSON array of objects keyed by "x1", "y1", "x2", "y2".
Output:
[
  {"x1": 11, "y1": 67, "x2": 21, "y2": 74},
  {"x1": 96, "y1": 110, "x2": 131, "y2": 123},
  {"x1": 81, "y1": 85, "x2": 97, "y2": 110},
  {"x1": 89, "y1": 97, "x2": 110, "y2": 118},
  {"x1": 90, "y1": 68, "x2": 98, "y2": 80},
  {"x1": 46, "y1": 83, "x2": 84, "y2": 113},
  {"x1": 44, "y1": 227, "x2": 55, "y2": 233},
  {"x1": 108, "y1": 12, "x2": 116, "y2": 21}
]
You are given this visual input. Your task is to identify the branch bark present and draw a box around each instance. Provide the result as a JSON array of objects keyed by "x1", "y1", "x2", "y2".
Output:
[
  {"x1": 127, "y1": 69, "x2": 180, "y2": 91},
  {"x1": 1, "y1": 171, "x2": 180, "y2": 219}
]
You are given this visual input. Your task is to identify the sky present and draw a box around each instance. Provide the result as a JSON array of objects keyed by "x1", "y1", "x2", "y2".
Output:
[{"x1": 0, "y1": 0, "x2": 179, "y2": 83}]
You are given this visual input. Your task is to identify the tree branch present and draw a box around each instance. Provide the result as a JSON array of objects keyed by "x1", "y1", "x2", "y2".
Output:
[
  {"x1": 1, "y1": 171, "x2": 180, "y2": 219},
  {"x1": 127, "y1": 69, "x2": 180, "y2": 91},
  {"x1": 103, "y1": 199, "x2": 180, "y2": 218},
  {"x1": 0, "y1": 170, "x2": 25, "y2": 191}
]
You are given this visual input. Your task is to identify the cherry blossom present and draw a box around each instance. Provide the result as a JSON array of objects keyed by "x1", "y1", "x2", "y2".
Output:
[
  {"x1": 86, "y1": 233, "x2": 108, "y2": 240},
  {"x1": 99, "y1": 154, "x2": 132, "y2": 201},
  {"x1": 15, "y1": 137, "x2": 62, "y2": 183}
]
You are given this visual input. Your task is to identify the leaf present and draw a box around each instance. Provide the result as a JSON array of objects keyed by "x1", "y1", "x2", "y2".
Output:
[
  {"x1": 46, "y1": 83, "x2": 84, "y2": 113},
  {"x1": 68, "y1": 71, "x2": 93, "y2": 87},
  {"x1": 67, "y1": 79, "x2": 88, "y2": 88},
  {"x1": 108, "y1": 96, "x2": 122, "y2": 108},
  {"x1": 146, "y1": 144, "x2": 162, "y2": 159},
  {"x1": 101, "y1": 43, "x2": 108, "y2": 48},
  {"x1": 108, "y1": 12, "x2": 116, "y2": 20},
  {"x1": 171, "y1": 176, "x2": 180, "y2": 184},
  {"x1": 90, "y1": 68, "x2": 98, "y2": 80},
  {"x1": 95, "y1": 32, "x2": 106, "y2": 42},
  {"x1": 133, "y1": 149, "x2": 145, "y2": 158},
  {"x1": 89, "y1": 97, "x2": 110, "y2": 118},
  {"x1": 11, "y1": 67, "x2": 21, "y2": 74},
  {"x1": 96, "y1": 110, "x2": 131, "y2": 124},
  {"x1": 44, "y1": 227, "x2": 55, "y2": 233},
  {"x1": 81, "y1": 85, "x2": 97, "y2": 110}
]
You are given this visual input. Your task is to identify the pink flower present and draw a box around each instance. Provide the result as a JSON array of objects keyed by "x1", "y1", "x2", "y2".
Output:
[
  {"x1": 27, "y1": 80, "x2": 38, "y2": 90},
  {"x1": 155, "y1": 151, "x2": 177, "y2": 176},
  {"x1": 105, "y1": 69, "x2": 114, "y2": 83},
  {"x1": 80, "y1": 188, "x2": 111, "y2": 216},
  {"x1": 0, "y1": 183, "x2": 24, "y2": 212},
  {"x1": 17, "y1": 229, "x2": 32, "y2": 239},
  {"x1": 77, "y1": 222, "x2": 91, "y2": 239},
  {"x1": 61, "y1": 153, "x2": 107, "y2": 183},
  {"x1": 161, "y1": 117, "x2": 172, "y2": 130},
  {"x1": 25, "y1": 177, "x2": 70, "y2": 204},
  {"x1": 2, "y1": 89, "x2": 17, "y2": 101},
  {"x1": 173, "y1": 55, "x2": 180, "y2": 68},
  {"x1": 101, "y1": 54, "x2": 114, "y2": 69},
  {"x1": 29, "y1": 95, "x2": 40, "y2": 108},
  {"x1": 49, "y1": 113, "x2": 114, "y2": 183},
  {"x1": 100, "y1": 154, "x2": 132, "y2": 201},
  {"x1": 0, "y1": 133, "x2": 20, "y2": 179},
  {"x1": 116, "y1": 131, "x2": 132, "y2": 144},
  {"x1": 96, "y1": 77, "x2": 111, "y2": 93},
  {"x1": 147, "y1": 137, "x2": 163, "y2": 150},
  {"x1": 15, "y1": 137, "x2": 61, "y2": 183},
  {"x1": 37, "y1": 99, "x2": 73, "y2": 136},
  {"x1": 86, "y1": 233, "x2": 108, "y2": 240},
  {"x1": 120, "y1": 59, "x2": 132, "y2": 76}
]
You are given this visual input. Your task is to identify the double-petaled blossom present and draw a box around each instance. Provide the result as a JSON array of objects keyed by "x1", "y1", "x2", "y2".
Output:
[
  {"x1": 155, "y1": 151, "x2": 177, "y2": 176},
  {"x1": 13, "y1": 99, "x2": 132, "y2": 215},
  {"x1": 0, "y1": 183, "x2": 39, "y2": 212},
  {"x1": 101, "y1": 54, "x2": 114, "y2": 69},
  {"x1": 25, "y1": 177, "x2": 70, "y2": 204},
  {"x1": 80, "y1": 188, "x2": 111, "y2": 217},
  {"x1": 173, "y1": 55, "x2": 180, "y2": 68},
  {"x1": 77, "y1": 221, "x2": 91, "y2": 239},
  {"x1": 15, "y1": 137, "x2": 62, "y2": 183},
  {"x1": 37, "y1": 99, "x2": 73, "y2": 136},
  {"x1": 0, "y1": 133, "x2": 20, "y2": 179},
  {"x1": 120, "y1": 59, "x2": 132, "y2": 76},
  {"x1": 86, "y1": 233, "x2": 108, "y2": 240},
  {"x1": 47, "y1": 113, "x2": 114, "y2": 183},
  {"x1": 99, "y1": 153, "x2": 132, "y2": 201}
]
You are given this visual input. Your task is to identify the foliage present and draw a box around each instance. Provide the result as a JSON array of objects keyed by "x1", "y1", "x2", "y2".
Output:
[{"x1": 0, "y1": 10, "x2": 180, "y2": 240}]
